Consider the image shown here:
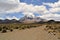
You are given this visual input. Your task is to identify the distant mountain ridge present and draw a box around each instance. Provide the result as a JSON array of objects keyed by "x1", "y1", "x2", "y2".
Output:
[
  {"x1": 19, "y1": 15, "x2": 46, "y2": 23},
  {"x1": 0, "y1": 16, "x2": 60, "y2": 24},
  {"x1": 0, "y1": 19, "x2": 20, "y2": 23}
]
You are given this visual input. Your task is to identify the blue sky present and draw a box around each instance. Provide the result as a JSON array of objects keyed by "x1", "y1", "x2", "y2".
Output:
[
  {"x1": 20, "y1": 0, "x2": 58, "y2": 5},
  {"x1": 0, "y1": 0, "x2": 60, "y2": 21}
]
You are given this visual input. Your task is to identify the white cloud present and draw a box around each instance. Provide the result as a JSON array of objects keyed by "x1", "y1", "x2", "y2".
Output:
[
  {"x1": 0, "y1": 0, "x2": 60, "y2": 21},
  {"x1": 9, "y1": 3, "x2": 47, "y2": 15},
  {"x1": 0, "y1": 0, "x2": 48, "y2": 14},
  {"x1": 0, "y1": 0, "x2": 19, "y2": 13},
  {"x1": 6, "y1": 16, "x2": 19, "y2": 20},
  {"x1": 0, "y1": 0, "x2": 48, "y2": 20},
  {"x1": 23, "y1": 12, "x2": 35, "y2": 18},
  {"x1": 0, "y1": 17, "x2": 5, "y2": 20},
  {"x1": 40, "y1": 14, "x2": 60, "y2": 21},
  {"x1": 43, "y1": 0, "x2": 60, "y2": 8},
  {"x1": 41, "y1": 0, "x2": 60, "y2": 21},
  {"x1": 49, "y1": 8, "x2": 60, "y2": 13},
  {"x1": 0, "y1": 0, "x2": 19, "y2": 4},
  {"x1": 43, "y1": 0, "x2": 60, "y2": 14}
]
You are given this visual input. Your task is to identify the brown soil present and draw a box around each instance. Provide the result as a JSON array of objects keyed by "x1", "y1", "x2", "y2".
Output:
[{"x1": 0, "y1": 25, "x2": 59, "y2": 40}]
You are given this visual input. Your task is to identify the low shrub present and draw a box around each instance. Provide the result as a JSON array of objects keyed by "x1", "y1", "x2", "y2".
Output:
[
  {"x1": 10, "y1": 29, "x2": 13, "y2": 32},
  {"x1": 22, "y1": 27, "x2": 25, "y2": 29},
  {"x1": 2, "y1": 29, "x2": 7, "y2": 33},
  {"x1": 15, "y1": 27, "x2": 19, "y2": 29},
  {"x1": 3, "y1": 26, "x2": 6, "y2": 29},
  {"x1": 27, "y1": 26, "x2": 30, "y2": 29},
  {"x1": 0, "y1": 27, "x2": 2, "y2": 31}
]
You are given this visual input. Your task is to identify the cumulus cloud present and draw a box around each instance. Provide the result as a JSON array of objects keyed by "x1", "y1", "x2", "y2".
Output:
[
  {"x1": 0, "y1": 0, "x2": 60, "y2": 21},
  {"x1": 23, "y1": 12, "x2": 35, "y2": 18},
  {"x1": 43, "y1": 0, "x2": 60, "y2": 8},
  {"x1": 43, "y1": 0, "x2": 60, "y2": 14},
  {"x1": 0, "y1": 17, "x2": 5, "y2": 20},
  {"x1": 0, "y1": 0, "x2": 47, "y2": 15},
  {"x1": 0, "y1": 0, "x2": 20, "y2": 14},
  {"x1": 40, "y1": 14, "x2": 60, "y2": 21},
  {"x1": 41, "y1": 0, "x2": 60, "y2": 21},
  {"x1": 6, "y1": 16, "x2": 19, "y2": 20},
  {"x1": 0, "y1": 0, "x2": 48, "y2": 20}
]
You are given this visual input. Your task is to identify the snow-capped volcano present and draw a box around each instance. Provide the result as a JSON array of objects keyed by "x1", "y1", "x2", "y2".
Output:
[{"x1": 19, "y1": 15, "x2": 46, "y2": 23}]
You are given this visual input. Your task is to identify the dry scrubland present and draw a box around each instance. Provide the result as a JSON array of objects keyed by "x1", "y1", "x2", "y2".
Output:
[
  {"x1": 0, "y1": 23, "x2": 40, "y2": 33},
  {"x1": 44, "y1": 23, "x2": 60, "y2": 39},
  {"x1": 0, "y1": 23, "x2": 60, "y2": 40}
]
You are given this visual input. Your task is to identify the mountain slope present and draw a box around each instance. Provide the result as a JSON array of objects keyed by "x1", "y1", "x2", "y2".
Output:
[{"x1": 19, "y1": 15, "x2": 46, "y2": 23}]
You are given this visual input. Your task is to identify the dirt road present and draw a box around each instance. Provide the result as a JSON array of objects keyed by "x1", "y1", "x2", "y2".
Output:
[{"x1": 0, "y1": 26, "x2": 59, "y2": 40}]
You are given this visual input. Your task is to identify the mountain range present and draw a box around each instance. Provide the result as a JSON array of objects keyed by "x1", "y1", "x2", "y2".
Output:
[
  {"x1": 0, "y1": 16, "x2": 59, "y2": 24},
  {"x1": 19, "y1": 15, "x2": 46, "y2": 23}
]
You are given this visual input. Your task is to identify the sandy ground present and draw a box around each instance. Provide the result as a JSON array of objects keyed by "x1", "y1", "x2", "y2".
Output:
[{"x1": 0, "y1": 26, "x2": 59, "y2": 40}]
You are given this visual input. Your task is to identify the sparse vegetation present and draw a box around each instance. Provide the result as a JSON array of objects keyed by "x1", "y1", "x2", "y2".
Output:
[
  {"x1": 10, "y1": 29, "x2": 13, "y2": 32},
  {"x1": 2, "y1": 29, "x2": 7, "y2": 33},
  {"x1": 0, "y1": 23, "x2": 60, "y2": 40},
  {"x1": 0, "y1": 27, "x2": 2, "y2": 31},
  {"x1": 0, "y1": 23, "x2": 40, "y2": 33},
  {"x1": 14, "y1": 27, "x2": 19, "y2": 29},
  {"x1": 44, "y1": 23, "x2": 60, "y2": 39}
]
